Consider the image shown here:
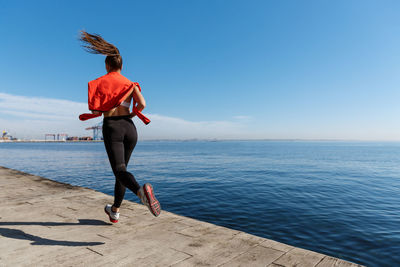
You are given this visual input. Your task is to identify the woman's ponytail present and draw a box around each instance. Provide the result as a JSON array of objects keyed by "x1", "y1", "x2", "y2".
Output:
[{"x1": 79, "y1": 30, "x2": 122, "y2": 71}]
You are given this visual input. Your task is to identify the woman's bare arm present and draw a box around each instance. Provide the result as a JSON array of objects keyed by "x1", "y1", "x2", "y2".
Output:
[{"x1": 132, "y1": 85, "x2": 146, "y2": 112}]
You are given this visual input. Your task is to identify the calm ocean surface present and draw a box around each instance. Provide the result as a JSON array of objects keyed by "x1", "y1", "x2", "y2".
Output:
[{"x1": 0, "y1": 141, "x2": 399, "y2": 266}]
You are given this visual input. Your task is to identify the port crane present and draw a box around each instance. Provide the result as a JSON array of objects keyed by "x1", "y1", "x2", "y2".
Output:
[{"x1": 86, "y1": 122, "x2": 103, "y2": 140}]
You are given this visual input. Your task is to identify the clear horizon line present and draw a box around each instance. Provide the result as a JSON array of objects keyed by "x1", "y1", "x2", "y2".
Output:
[{"x1": 4, "y1": 138, "x2": 400, "y2": 143}]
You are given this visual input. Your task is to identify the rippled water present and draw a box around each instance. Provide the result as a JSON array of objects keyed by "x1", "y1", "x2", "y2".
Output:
[{"x1": 1, "y1": 141, "x2": 399, "y2": 266}]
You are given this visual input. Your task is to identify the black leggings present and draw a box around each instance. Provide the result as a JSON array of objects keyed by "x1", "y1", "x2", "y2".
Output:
[{"x1": 102, "y1": 115, "x2": 140, "y2": 208}]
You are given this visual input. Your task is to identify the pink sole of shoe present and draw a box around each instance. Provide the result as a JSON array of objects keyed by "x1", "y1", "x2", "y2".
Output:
[{"x1": 143, "y1": 184, "x2": 161, "y2": 217}]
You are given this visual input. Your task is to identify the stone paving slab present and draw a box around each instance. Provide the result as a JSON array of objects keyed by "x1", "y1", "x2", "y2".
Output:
[{"x1": 0, "y1": 166, "x2": 364, "y2": 267}]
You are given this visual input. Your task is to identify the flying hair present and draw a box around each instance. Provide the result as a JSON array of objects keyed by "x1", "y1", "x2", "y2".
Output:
[
  {"x1": 79, "y1": 30, "x2": 120, "y2": 56},
  {"x1": 79, "y1": 30, "x2": 123, "y2": 71}
]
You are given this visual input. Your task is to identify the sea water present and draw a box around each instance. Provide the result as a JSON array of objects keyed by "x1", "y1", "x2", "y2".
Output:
[{"x1": 0, "y1": 141, "x2": 399, "y2": 266}]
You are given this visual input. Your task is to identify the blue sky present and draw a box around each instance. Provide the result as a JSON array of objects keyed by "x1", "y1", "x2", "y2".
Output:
[{"x1": 1, "y1": 0, "x2": 400, "y2": 140}]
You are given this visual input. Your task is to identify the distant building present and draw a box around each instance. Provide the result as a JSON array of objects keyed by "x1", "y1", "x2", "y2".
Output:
[
  {"x1": 79, "y1": 136, "x2": 93, "y2": 141},
  {"x1": 1, "y1": 130, "x2": 15, "y2": 140},
  {"x1": 66, "y1": 136, "x2": 96, "y2": 141}
]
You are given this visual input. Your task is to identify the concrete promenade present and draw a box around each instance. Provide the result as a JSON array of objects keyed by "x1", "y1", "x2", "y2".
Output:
[{"x1": 0, "y1": 166, "x2": 363, "y2": 267}]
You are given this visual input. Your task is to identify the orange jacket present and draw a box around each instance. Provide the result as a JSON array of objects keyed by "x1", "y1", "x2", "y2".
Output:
[{"x1": 79, "y1": 72, "x2": 150, "y2": 124}]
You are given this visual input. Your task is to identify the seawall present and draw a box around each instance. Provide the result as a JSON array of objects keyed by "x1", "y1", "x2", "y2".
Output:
[{"x1": 0, "y1": 166, "x2": 363, "y2": 266}]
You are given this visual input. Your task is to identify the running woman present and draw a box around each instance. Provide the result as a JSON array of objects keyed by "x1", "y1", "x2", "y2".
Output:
[{"x1": 79, "y1": 31, "x2": 161, "y2": 222}]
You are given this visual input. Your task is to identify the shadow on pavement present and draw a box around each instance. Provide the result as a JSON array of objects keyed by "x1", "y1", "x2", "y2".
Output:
[
  {"x1": 0, "y1": 219, "x2": 112, "y2": 226},
  {"x1": 0, "y1": 219, "x2": 109, "y2": 246},
  {"x1": 0, "y1": 228, "x2": 105, "y2": 246}
]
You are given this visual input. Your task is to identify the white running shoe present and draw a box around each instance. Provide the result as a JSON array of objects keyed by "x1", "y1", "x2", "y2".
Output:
[
  {"x1": 104, "y1": 204, "x2": 119, "y2": 223},
  {"x1": 138, "y1": 183, "x2": 161, "y2": 217}
]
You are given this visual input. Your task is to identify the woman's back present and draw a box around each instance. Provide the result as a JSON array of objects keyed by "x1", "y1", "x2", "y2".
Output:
[{"x1": 103, "y1": 94, "x2": 132, "y2": 117}]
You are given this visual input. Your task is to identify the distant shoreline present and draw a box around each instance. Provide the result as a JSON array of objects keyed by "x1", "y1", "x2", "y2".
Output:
[
  {"x1": 1, "y1": 139, "x2": 400, "y2": 143},
  {"x1": 0, "y1": 140, "x2": 103, "y2": 143}
]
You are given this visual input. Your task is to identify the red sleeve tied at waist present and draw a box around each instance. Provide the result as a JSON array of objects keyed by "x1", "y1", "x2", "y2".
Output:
[{"x1": 79, "y1": 72, "x2": 150, "y2": 125}]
